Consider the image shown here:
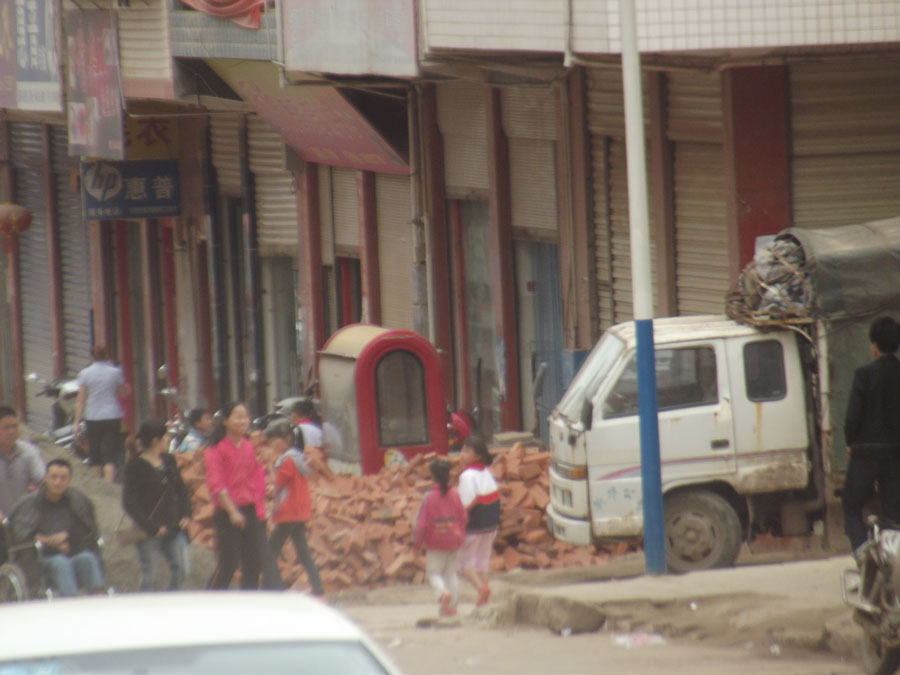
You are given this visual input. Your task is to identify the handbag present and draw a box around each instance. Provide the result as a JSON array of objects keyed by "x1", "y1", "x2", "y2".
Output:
[{"x1": 116, "y1": 479, "x2": 168, "y2": 546}]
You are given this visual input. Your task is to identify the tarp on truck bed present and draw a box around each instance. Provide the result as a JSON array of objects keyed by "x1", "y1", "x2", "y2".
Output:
[{"x1": 728, "y1": 216, "x2": 900, "y2": 325}]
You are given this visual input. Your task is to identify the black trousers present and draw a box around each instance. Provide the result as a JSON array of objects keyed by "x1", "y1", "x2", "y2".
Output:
[
  {"x1": 265, "y1": 522, "x2": 324, "y2": 595},
  {"x1": 209, "y1": 505, "x2": 265, "y2": 590},
  {"x1": 85, "y1": 418, "x2": 123, "y2": 467},
  {"x1": 842, "y1": 452, "x2": 900, "y2": 551}
]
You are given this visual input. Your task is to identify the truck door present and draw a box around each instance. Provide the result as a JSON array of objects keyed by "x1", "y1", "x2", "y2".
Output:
[{"x1": 586, "y1": 341, "x2": 736, "y2": 537}]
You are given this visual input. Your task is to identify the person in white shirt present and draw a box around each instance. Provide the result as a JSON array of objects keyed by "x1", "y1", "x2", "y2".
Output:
[
  {"x1": 457, "y1": 436, "x2": 500, "y2": 607},
  {"x1": 74, "y1": 345, "x2": 127, "y2": 482}
]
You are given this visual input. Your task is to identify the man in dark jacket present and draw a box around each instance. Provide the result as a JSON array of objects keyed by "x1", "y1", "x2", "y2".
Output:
[
  {"x1": 842, "y1": 316, "x2": 900, "y2": 556},
  {"x1": 10, "y1": 458, "x2": 105, "y2": 596}
]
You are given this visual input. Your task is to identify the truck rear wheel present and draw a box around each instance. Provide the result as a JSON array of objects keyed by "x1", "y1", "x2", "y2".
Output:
[{"x1": 664, "y1": 490, "x2": 742, "y2": 574}]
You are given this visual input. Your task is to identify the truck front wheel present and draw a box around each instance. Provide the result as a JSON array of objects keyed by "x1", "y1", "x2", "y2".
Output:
[{"x1": 664, "y1": 490, "x2": 742, "y2": 573}]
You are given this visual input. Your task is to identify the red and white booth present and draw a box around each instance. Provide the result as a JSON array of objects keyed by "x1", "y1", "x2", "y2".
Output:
[{"x1": 318, "y1": 325, "x2": 448, "y2": 475}]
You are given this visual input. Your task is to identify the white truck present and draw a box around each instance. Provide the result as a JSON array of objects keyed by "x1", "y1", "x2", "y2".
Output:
[{"x1": 545, "y1": 217, "x2": 900, "y2": 572}]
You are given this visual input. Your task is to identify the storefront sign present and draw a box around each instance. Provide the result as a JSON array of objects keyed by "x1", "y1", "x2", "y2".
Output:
[
  {"x1": 209, "y1": 59, "x2": 409, "y2": 175},
  {"x1": 125, "y1": 116, "x2": 179, "y2": 160},
  {"x1": 282, "y1": 0, "x2": 416, "y2": 78},
  {"x1": 0, "y1": 0, "x2": 15, "y2": 108},
  {"x1": 81, "y1": 159, "x2": 181, "y2": 219},
  {"x1": 14, "y1": 0, "x2": 62, "y2": 111},
  {"x1": 65, "y1": 11, "x2": 124, "y2": 160}
]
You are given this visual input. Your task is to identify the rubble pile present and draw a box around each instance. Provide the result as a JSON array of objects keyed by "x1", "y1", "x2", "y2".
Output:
[{"x1": 174, "y1": 443, "x2": 635, "y2": 593}]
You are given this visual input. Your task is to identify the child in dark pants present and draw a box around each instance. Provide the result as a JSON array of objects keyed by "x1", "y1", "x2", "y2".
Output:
[{"x1": 264, "y1": 421, "x2": 324, "y2": 596}]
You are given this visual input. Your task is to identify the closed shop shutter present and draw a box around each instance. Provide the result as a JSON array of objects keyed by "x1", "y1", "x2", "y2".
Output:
[
  {"x1": 247, "y1": 115, "x2": 297, "y2": 257},
  {"x1": 317, "y1": 165, "x2": 335, "y2": 265},
  {"x1": 502, "y1": 85, "x2": 558, "y2": 237},
  {"x1": 667, "y1": 71, "x2": 729, "y2": 315},
  {"x1": 331, "y1": 167, "x2": 360, "y2": 252},
  {"x1": 586, "y1": 69, "x2": 654, "y2": 326},
  {"x1": 50, "y1": 126, "x2": 92, "y2": 375},
  {"x1": 211, "y1": 113, "x2": 242, "y2": 197},
  {"x1": 10, "y1": 123, "x2": 53, "y2": 430},
  {"x1": 437, "y1": 81, "x2": 489, "y2": 197},
  {"x1": 375, "y1": 174, "x2": 413, "y2": 330},
  {"x1": 790, "y1": 60, "x2": 900, "y2": 229}
]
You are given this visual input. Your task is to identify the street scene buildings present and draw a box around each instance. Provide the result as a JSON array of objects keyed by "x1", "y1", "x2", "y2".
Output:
[{"x1": 1, "y1": 1, "x2": 899, "y2": 442}]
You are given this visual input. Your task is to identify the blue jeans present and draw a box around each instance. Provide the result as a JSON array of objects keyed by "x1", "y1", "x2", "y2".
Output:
[
  {"x1": 136, "y1": 531, "x2": 190, "y2": 591},
  {"x1": 41, "y1": 550, "x2": 105, "y2": 597}
]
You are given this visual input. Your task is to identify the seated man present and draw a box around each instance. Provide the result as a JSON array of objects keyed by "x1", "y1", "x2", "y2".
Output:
[
  {"x1": 10, "y1": 458, "x2": 105, "y2": 597},
  {"x1": 172, "y1": 407, "x2": 213, "y2": 453},
  {"x1": 0, "y1": 406, "x2": 45, "y2": 564}
]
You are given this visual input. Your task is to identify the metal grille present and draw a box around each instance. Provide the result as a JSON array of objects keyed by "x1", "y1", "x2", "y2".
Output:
[
  {"x1": 248, "y1": 115, "x2": 297, "y2": 256},
  {"x1": 437, "y1": 81, "x2": 489, "y2": 195},
  {"x1": 10, "y1": 123, "x2": 54, "y2": 430},
  {"x1": 331, "y1": 168, "x2": 360, "y2": 250},
  {"x1": 211, "y1": 113, "x2": 242, "y2": 197},
  {"x1": 509, "y1": 137, "x2": 558, "y2": 235},
  {"x1": 790, "y1": 60, "x2": 900, "y2": 229}
]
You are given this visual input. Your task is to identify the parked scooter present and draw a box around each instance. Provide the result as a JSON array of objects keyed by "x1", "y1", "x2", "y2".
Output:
[
  {"x1": 25, "y1": 372, "x2": 86, "y2": 457},
  {"x1": 841, "y1": 515, "x2": 900, "y2": 674},
  {"x1": 155, "y1": 364, "x2": 189, "y2": 452}
]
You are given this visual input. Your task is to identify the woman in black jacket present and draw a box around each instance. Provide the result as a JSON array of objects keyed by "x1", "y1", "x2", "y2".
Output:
[{"x1": 123, "y1": 419, "x2": 192, "y2": 591}]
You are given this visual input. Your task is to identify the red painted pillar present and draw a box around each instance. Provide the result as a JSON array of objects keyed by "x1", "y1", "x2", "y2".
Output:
[
  {"x1": 141, "y1": 220, "x2": 164, "y2": 418},
  {"x1": 420, "y1": 84, "x2": 454, "y2": 400},
  {"x1": 357, "y1": 171, "x2": 380, "y2": 325},
  {"x1": 298, "y1": 163, "x2": 324, "y2": 378},
  {"x1": 486, "y1": 87, "x2": 521, "y2": 432},
  {"x1": 88, "y1": 221, "x2": 113, "y2": 352},
  {"x1": 193, "y1": 235, "x2": 216, "y2": 409},
  {"x1": 114, "y1": 222, "x2": 135, "y2": 433},
  {"x1": 723, "y1": 66, "x2": 792, "y2": 279},
  {"x1": 160, "y1": 220, "x2": 179, "y2": 416},
  {"x1": 448, "y1": 201, "x2": 471, "y2": 408}
]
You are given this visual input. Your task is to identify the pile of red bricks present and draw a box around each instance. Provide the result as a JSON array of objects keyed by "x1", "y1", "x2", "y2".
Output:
[{"x1": 175, "y1": 442, "x2": 635, "y2": 593}]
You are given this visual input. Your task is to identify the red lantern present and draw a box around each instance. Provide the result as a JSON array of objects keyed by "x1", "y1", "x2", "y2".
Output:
[{"x1": 0, "y1": 203, "x2": 32, "y2": 238}]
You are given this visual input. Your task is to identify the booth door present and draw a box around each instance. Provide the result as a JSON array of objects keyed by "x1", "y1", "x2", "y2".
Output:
[{"x1": 374, "y1": 349, "x2": 430, "y2": 454}]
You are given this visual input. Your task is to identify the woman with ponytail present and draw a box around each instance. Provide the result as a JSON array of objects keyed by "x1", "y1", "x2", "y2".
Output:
[
  {"x1": 413, "y1": 459, "x2": 467, "y2": 617},
  {"x1": 204, "y1": 402, "x2": 267, "y2": 590}
]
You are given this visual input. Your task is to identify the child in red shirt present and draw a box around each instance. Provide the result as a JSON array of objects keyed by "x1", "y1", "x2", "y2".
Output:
[
  {"x1": 414, "y1": 459, "x2": 467, "y2": 617},
  {"x1": 265, "y1": 421, "x2": 323, "y2": 596}
]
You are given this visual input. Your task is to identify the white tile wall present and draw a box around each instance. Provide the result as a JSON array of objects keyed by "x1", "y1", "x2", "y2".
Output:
[{"x1": 423, "y1": 0, "x2": 900, "y2": 55}]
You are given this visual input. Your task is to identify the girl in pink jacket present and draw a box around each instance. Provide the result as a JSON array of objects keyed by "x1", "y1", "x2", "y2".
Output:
[{"x1": 414, "y1": 459, "x2": 467, "y2": 617}]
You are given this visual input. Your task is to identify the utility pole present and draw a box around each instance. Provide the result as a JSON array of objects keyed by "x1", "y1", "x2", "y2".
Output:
[{"x1": 620, "y1": 0, "x2": 666, "y2": 575}]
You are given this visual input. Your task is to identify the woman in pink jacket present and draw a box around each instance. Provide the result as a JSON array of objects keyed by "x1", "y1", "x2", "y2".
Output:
[
  {"x1": 414, "y1": 459, "x2": 467, "y2": 617},
  {"x1": 204, "y1": 402, "x2": 267, "y2": 590}
]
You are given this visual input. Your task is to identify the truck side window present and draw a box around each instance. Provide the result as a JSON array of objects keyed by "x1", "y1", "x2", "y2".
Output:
[
  {"x1": 744, "y1": 340, "x2": 786, "y2": 401},
  {"x1": 603, "y1": 346, "x2": 718, "y2": 418}
]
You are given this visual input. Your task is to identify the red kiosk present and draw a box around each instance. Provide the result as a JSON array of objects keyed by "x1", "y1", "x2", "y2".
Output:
[{"x1": 318, "y1": 325, "x2": 448, "y2": 475}]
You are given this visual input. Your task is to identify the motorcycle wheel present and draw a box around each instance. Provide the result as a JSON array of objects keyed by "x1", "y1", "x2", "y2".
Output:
[{"x1": 862, "y1": 629, "x2": 900, "y2": 675}]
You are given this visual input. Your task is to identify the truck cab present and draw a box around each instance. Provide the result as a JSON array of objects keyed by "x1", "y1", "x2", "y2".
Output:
[{"x1": 546, "y1": 315, "x2": 812, "y2": 572}]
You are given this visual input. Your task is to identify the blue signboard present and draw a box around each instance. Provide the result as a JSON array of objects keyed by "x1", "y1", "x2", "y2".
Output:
[{"x1": 81, "y1": 159, "x2": 180, "y2": 219}]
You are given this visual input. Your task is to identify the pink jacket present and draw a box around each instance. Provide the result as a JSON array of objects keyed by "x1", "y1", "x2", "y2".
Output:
[
  {"x1": 204, "y1": 437, "x2": 266, "y2": 520},
  {"x1": 414, "y1": 486, "x2": 467, "y2": 551}
]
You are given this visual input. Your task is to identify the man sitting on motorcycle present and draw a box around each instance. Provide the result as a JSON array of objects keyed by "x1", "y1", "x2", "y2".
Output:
[{"x1": 172, "y1": 407, "x2": 213, "y2": 454}]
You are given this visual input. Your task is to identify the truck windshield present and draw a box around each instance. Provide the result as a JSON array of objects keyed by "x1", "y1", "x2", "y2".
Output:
[{"x1": 556, "y1": 332, "x2": 625, "y2": 421}]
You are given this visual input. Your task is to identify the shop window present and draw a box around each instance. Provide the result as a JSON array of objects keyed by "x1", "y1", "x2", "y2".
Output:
[
  {"x1": 744, "y1": 340, "x2": 786, "y2": 402},
  {"x1": 375, "y1": 350, "x2": 429, "y2": 447}
]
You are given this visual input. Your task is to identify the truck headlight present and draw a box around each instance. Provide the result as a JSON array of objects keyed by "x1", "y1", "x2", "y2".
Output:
[{"x1": 551, "y1": 459, "x2": 587, "y2": 480}]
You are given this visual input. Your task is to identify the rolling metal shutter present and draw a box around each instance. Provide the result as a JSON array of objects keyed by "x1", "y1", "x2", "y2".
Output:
[
  {"x1": 375, "y1": 174, "x2": 413, "y2": 330},
  {"x1": 586, "y1": 68, "x2": 655, "y2": 325},
  {"x1": 51, "y1": 126, "x2": 92, "y2": 376},
  {"x1": 790, "y1": 60, "x2": 900, "y2": 229},
  {"x1": 437, "y1": 81, "x2": 489, "y2": 197},
  {"x1": 502, "y1": 86, "x2": 558, "y2": 237},
  {"x1": 331, "y1": 167, "x2": 360, "y2": 252},
  {"x1": 666, "y1": 71, "x2": 729, "y2": 315},
  {"x1": 211, "y1": 113, "x2": 242, "y2": 197},
  {"x1": 248, "y1": 115, "x2": 298, "y2": 257},
  {"x1": 10, "y1": 123, "x2": 53, "y2": 430}
]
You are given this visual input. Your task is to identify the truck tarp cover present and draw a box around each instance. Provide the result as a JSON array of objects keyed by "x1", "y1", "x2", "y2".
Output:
[{"x1": 731, "y1": 216, "x2": 900, "y2": 322}]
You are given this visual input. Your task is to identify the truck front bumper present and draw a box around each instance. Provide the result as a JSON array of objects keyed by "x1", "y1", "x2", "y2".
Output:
[{"x1": 546, "y1": 504, "x2": 592, "y2": 547}]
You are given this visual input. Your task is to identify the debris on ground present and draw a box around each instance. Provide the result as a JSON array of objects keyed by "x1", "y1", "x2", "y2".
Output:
[{"x1": 175, "y1": 442, "x2": 638, "y2": 593}]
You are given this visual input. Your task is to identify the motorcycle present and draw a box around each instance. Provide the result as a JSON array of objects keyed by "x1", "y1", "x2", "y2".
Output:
[
  {"x1": 841, "y1": 515, "x2": 900, "y2": 675},
  {"x1": 26, "y1": 372, "x2": 86, "y2": 457},
  {"x1": 156, "y1": 365, "x2": 189, "y2": 452}
]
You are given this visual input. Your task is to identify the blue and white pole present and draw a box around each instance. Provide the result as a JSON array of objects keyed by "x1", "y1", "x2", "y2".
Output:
[{"x1": 620, "y1": 0, "x2": 666, "y2": 575}]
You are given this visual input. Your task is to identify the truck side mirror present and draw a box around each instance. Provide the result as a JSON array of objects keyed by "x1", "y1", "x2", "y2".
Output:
[{"x1": 580, "y1": 398, "x2": 593, "y2": 431}]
